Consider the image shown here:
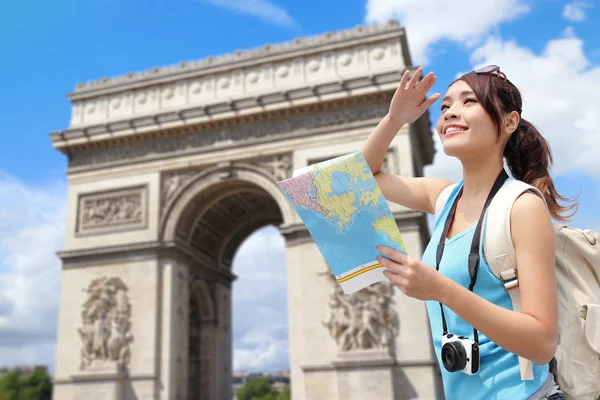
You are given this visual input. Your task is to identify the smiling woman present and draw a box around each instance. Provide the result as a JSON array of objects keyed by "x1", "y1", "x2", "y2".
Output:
[{"x1": 358, "y1": 66, "x2": 599, "y2": 400}]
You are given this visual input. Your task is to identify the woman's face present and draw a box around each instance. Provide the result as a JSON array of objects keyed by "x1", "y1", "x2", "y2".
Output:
[{"x1": 435, "y1": 80, "x2": 500, "y2": 160}]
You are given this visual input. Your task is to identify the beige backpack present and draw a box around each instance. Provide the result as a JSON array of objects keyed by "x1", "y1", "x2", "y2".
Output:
[{"x1": 435, "y1": 180, "x2": 600, "y2": 400}]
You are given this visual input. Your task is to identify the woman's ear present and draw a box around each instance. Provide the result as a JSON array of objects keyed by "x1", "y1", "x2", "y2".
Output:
[{"x1": 504, "y1": 111, "x2": 520, "y2": 135}]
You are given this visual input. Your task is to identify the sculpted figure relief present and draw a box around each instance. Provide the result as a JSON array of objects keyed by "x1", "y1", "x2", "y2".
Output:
[
  {"x1": 257, "y1": 154, "x2": 293, "y2": 181},
  {"x1": 78, "y1": 276, "x2": 133, "y2": 370},
  {"x1": 323, "y1": 274, "x2": 399, "y2": 352},
  {"x1": 81, "y1": 194, "x2": 142, "y2": 228}
]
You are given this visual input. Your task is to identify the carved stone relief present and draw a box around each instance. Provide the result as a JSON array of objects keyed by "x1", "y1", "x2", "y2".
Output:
[
  {"x1": 77, "y1": 186, "x2": 147, "y2": 235},
  {"x1": 160, "y1": 152, "x2": 291, "y2": 215},
  {"x1": 69, "y1": 102, "x2": 389, "y2": 168},
  {"x1": 255, "y1": 154, "x2": 293, "y2": 181},
  {"x1": 161, "y1": 170, "x2": 198, "y2": 213},
  {"x1": 77, "y1": 276, "x2": 133, "y2": 370},
  {"x1": 322, "y1": 273, "x2": 399, "y2": 352}
]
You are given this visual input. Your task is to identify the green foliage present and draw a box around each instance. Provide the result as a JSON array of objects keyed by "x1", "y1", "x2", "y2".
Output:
[
  {"x1": 237, "y1": 377, "x2": 290, "y2": 400},
  {"x1": 0, "y1": 372, "x2": 20, "y2": 400},
  {"x1": 19, "y1": 369, "x2": 52, "y2": 400},
  {"x1": 280, "y1": 385, "x2": 290, "y2": 400},
  {"x1": 0, "y1": 369, "x2": 52, "y2": 400},
  {"x1": 237, "y1": 377, "x2": 278, "y2": 400}
]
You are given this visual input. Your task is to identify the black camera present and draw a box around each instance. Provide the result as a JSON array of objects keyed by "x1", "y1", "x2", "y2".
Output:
[{"x1": 441, "y1": 333, "x2": 480, "y2": 375}]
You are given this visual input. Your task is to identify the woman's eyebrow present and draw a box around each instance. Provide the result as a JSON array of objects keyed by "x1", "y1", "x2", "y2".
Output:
[{"x1": 442, "y1": 90, "x2": 475, "y2": 103}]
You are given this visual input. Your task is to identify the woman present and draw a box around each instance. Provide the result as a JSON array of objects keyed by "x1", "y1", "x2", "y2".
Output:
[{"x1": 360, "y1": 65, "x2": 577, "y2": 399}]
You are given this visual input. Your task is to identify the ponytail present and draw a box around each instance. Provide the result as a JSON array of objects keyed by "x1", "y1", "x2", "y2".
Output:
[
  {"x1": 504, "y1": 118, "x2": 578, "y2": 222},
  {"x1": 457, "y1": 71, "x2": 578, "y2": 222}
]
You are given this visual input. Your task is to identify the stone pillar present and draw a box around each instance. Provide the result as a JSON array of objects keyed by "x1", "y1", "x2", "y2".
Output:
[
  {"x1": 282, "y1": 225, "x2": 399, "y2": 399},
  {"x1": 213, "y1": 282, "x2": 233, "y2": 400},
  {"x1": 52, "y1": 255, "x2": 162, "y2": 400},
  {"x1": 282, "y1": 225, "x2": 336, "y2": 399},
  {"x1": 281, "y1": 215, "x2": 442, "y2": 400}
]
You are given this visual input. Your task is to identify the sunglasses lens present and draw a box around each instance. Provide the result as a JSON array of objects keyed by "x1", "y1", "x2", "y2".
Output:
[{"x1": 474, "y1": 65, "x2": 499, "y2": 74}]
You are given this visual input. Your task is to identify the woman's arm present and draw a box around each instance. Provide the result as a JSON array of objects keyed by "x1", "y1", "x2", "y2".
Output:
[
  {"x1": 360, "y1": 68, "x2": 452, "y2": 214},
  {"x1": 438, "y1": 192, "x2": 558, "y2": 365}
]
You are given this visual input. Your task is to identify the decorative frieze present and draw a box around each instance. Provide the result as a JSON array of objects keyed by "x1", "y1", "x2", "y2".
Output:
[
  {"x1": 322, "y1": 273, "x2": 399, "y2": 352},
  {"x1": 77, "y1": 276, "x2": 133, "y2": 371},
  {"x1": 69, "y1": 102, "x2": 389, "y2": 169},
  {"x1": 255, "y1": 154, "x2": 293, "y2": 182},
  {"x1": 77, "y1": 186, "x2": 148, "y2": 235},
  {"x1": 162, "y1": 170, "x2": 198, "y2": 210}
]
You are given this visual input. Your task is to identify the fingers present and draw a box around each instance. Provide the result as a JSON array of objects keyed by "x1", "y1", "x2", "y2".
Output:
[
  {"x1": 377, "y1": 245, "x2": 407, "y2": 264},
  {"x1": 419, "y1": 92, "x2": 442, "y2": 110},
  {"x1": 383, "y1": 268, "x2": 404, "y2": 287},
  {"x1": 415, "y1": 72, "x2": 436, "y2": 93},
  {"x1": 407, "y1": 67, "x2": 423, "y2": 88},
  {"x1": 399, "y1": 69, "x2": 410, "y2": 90},
  {"x1": 379, "y1": 254, "x2": 402, "y2": 275}
]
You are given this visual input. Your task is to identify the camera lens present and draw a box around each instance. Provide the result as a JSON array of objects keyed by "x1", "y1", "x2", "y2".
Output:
[{"x1": 442, "y1": 341, "x2": 467, "y2": 372}]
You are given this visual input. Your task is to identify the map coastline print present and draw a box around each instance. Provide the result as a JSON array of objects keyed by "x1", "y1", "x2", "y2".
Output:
[{"x1": 277, "y1": 151, "x2": 407, "y2": 294}]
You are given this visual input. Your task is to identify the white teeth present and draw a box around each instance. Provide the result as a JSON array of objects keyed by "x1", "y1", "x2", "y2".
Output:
[{"x1": 445, "y1": 127, "x2": 466, "y2": 134}]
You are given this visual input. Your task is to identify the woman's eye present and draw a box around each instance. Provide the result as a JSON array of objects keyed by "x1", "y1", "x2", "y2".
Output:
[
  {"x1": 465, "y1": 98, "x2": 477, "y2": 104},
  {"x1": 441, "y1": 104, "x2": 449, "y2": 110}
]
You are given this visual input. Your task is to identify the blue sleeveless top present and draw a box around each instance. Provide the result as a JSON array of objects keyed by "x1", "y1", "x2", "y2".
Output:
[{"x1": 422, "y1": 180, "x2": 549, "y2": 400}]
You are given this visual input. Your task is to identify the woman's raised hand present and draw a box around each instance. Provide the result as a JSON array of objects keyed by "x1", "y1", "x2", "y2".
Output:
[{"x1": 389, "y1": 67, "x2": 441, "y2": 125}]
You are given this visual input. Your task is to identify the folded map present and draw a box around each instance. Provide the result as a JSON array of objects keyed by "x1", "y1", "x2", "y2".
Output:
[{"x1": 277, "y1": 151, "x2": 407, "y2": 294}]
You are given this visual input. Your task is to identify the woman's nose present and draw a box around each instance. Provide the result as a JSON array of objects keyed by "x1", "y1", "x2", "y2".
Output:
[
  {"x1": 444, "y1": 103, "x2": 460, "y2": 120},
  {"x1": 444, "y1": 110, "x2": 458, "y2": 120}
]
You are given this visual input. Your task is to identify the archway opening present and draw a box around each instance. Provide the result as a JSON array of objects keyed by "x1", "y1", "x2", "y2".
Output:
[
  {"x1": 172, "y1": 178, "x2": 288, "y2": 399},
  {"x1": 230, "y1": 225, "x2": 289, "y2": 395}
]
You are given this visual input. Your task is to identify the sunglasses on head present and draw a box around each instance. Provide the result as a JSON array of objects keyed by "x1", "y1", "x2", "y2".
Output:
[
  {"x1": 474, "y1": 65, "x2": 522, "y2": 113},
  {"x1": 474, "y1": 64, "x2": 507, "y2": 81}
]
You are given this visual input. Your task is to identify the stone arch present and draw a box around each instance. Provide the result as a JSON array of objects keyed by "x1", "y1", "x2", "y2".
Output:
[
  {"x1": 189, "y1": 279, "x2": 215, "y2": 322},
  {"x1": 161, "y1": 163, "x2": 294, "y2": 267},
  {"x1": 161, "y1": 162, "x2": 293, "y2": 399}
]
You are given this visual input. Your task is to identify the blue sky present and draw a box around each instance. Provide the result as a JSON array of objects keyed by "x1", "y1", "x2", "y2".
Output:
[{"x1": 0, "y1": 0, "x2": 598, "y2": 374}]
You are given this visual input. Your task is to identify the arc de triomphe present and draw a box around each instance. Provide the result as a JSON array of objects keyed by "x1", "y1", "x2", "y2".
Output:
[{"x1": 50, "y1": 20, "x2": 443, "y2": 400}]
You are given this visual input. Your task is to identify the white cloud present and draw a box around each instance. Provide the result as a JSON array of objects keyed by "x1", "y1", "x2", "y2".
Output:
[
  {"x1": 203, "y1": 0, "x2": 298, "y2": 29},
  {"x1": 425, "y1": 28, "x2": 600, "y2": 182},
  {"x1": 231, "y1": 225, "x2": 289, "y2": 372},
  {"x1": 364, "y1": 0, "x2": 530, "y2": 64},
  {"x1": 0, "y1": 172, "x2": 67, "y2": 371},
  {"x1": 563, "y1": 1, "x2": 592, "y2": 22},
  {"x1": 469, "y1": 30, "x2": 600, "y2": 178}
]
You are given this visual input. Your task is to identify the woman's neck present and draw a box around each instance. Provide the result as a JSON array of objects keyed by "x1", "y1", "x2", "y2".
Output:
[{"x1": 461, "y1": 155, "x2": 506, "y2": 202}]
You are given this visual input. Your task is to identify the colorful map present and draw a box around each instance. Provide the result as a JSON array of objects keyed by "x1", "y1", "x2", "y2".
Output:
[{"x1": 278, "y1": 152, "x2": 406, "y2": 294}]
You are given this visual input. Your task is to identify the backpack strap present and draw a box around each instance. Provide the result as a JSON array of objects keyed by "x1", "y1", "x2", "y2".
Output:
[
  {"x1": 434, "y1": 183, "x2": 457, "y2": 220},
  {"x1": 483, "y1": 180, "x2": 548, "y2": 381}
]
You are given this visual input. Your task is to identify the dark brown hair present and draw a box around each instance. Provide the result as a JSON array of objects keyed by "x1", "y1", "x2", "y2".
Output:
[{"x1": 453, "y1": 71, "x2": 578, "y2": 222}]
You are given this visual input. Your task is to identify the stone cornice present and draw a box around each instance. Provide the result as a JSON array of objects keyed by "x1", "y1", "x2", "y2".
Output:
[
  {"x1": 50, "y1": 70, "x2": 402, "y2": 153},
  {"x1": 57, "y1": 240, "x2": 237, "y2": 284},
  {"x1": 62, "y1": 91, "x2": 395, "y2": 171},
  {"x1": 70, "y1": 20, "x2": 404, "y2": 97}
]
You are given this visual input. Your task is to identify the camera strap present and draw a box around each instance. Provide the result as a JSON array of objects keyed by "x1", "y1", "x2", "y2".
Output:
[{"x1": 435, "y1": 168, "x2": 509, "y2": 344}]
